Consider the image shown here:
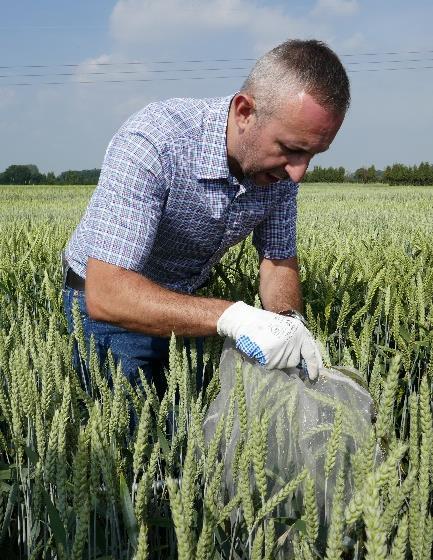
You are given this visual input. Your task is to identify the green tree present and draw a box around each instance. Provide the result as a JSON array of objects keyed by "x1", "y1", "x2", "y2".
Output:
[
  {"x1": 303, "y1": 165, "x2": 347, "y2": 183},
  {"x1": 0, "y1": 164, "x2": 44, "y2": 184},
  {"x1": 354, "y1": 165, "x2": 378, "y2": 184},
  {"x1": 45, "y1": 171, "x2": 56, "y2": 185},
  {"x1": 57, "y1": 169, "x2": 100, "y2": 185}
]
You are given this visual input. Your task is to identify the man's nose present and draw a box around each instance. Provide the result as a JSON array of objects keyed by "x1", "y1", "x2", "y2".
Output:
[{"x1": 284, "y1": 159, "x2": 310, "y2": 183}]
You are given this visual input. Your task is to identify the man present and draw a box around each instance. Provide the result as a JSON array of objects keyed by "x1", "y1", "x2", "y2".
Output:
[{"x1": 62, "y1": 39, "x2": 350, "y2": 388}]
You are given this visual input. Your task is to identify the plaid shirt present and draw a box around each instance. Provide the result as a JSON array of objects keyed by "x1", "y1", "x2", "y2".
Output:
[{"x1": 65, "y1": 95, "x2": 298, "y2": 294}]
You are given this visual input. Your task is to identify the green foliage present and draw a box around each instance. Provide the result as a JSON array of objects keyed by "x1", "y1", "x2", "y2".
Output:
[
  {"x1": 383, "y1": 161, "x2": 433, "y2": 185},
  {"x1": 0, "y1": 164, "x2": 45, "y2": 185},
  {"x1": 0, "y1": 166, "x2": 100, "y2": 185},
  {"x1": 303, "y1": 165, "x2": 347, "y2": 183},
  {"x1": 353, "y1": 165, "x2": 378, "y2": 184},
  {"x1": 0, "y1": 184, "x2": 432, "y2": 558},
  {"x1": 56, "y1": 168, "x2": 100, "y2": 185}
]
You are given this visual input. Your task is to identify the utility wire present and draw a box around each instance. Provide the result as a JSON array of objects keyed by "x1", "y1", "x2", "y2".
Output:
[
  {"x1": 1, "y1": 75, "x2": 248, "y2": 87},
  {"x1": 0, "y1": 66, "x2": 250, "y2": 79},
  {"x1": 342, "y1": 49, "x2": 433, "y2": 57},
  {"x1": 1, "y1": 49, "x2": 433, "y2": 70},
  {"x1": 2, "y1": 58, "x2": 433, "y2": 80},
  {"x1": 3, "y1": 65, "x2": 433, "y2": 87},
  {"x1": 350, "y1": 66, "x2": 433, "y2": 72},
  {"x1": 347, "y1": 57, "x2": 433, "y2": 65},
  {"x1": 0, "y1": 59, "x2": 255, "y2": 70}
]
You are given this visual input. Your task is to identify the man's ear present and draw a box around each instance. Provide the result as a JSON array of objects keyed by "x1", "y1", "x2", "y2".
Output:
[{"x1": 233, "y1": 93, "x2": 256, "y2": 130}]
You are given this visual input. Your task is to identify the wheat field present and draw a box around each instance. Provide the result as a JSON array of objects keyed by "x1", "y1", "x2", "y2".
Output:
[{"x1": 0, "y1": 183, "x2": 432, "y2": 559}]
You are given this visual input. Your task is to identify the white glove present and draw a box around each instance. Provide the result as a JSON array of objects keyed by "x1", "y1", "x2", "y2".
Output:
[{"x1": 217, "y1": 301, "x2": 323, "y2": 380}]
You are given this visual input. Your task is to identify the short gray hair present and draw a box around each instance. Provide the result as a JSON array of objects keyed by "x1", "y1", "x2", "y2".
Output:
[{"x1": 241, "y1": 39, "x2": 350, "y2": 118}]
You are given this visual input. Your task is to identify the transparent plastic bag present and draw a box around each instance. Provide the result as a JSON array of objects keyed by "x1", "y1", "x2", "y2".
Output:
[{"x1": 203, "y1": 339, "x2": 378, "y2": 532}]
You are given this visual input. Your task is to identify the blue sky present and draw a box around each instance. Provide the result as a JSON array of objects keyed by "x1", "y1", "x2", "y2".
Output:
[{"x1": 0, "y1": 0, "x2": 432, "y2": 174}]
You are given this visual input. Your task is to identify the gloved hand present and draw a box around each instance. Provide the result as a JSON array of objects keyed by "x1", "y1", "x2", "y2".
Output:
[{"x1": 217, "y1": 301, "x2": 323, "y2": 380}]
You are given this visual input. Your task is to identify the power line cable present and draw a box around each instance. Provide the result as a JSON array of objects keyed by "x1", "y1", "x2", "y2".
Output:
[
  {"x1": 3, "y1": 65, "x2": 433, "y2": 87},
  {"x1": 350, "y1": 66, "x2": 433, "y2": 72},
  {"x1": 0, "y1": 66, "x2": 250, "y2": 79},
  {"x1": 342, "y1": 49, "x2": 433, "y2": 57},
  {"x1": 2, "y1": 75, "x2": 248, "y2": 87},
  {"x1": 1, "y1": 48, "x2": 433, "y2": 70},
  {"x1": 0, "y1": 59, "x2": 255, "y2": 70},
  {"x1": 347, "y1": 57, "x2": 433, "y2": 65},
  {"x1": 2, "y1": 58, "x2": 433, "y2": 80}
]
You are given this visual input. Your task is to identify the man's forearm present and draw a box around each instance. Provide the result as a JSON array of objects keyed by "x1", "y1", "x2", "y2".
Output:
[
  {"x1": 85, "y1": 257, "x2": 232, "y2": 337},
  {"x1": 258, "y1": 256, "x2": 303, "y2": 313}
]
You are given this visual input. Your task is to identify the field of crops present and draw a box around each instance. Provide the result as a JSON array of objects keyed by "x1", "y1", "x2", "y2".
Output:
[{"x1": 0, "y1": 183, "x2": 432, "y2": 559}]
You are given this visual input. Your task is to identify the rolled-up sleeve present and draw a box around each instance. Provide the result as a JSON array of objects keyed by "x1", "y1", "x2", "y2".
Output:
[
  {"x1": 252, "y1": 181, "x2": 299, "y2": 259},
  {"x1": 85, "y1": 131, "x2": 167, "y2": 271}
]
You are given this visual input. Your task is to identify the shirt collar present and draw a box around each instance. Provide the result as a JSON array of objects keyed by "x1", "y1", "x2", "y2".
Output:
[{"x1": 195, "y1": 94, "x2": 235, "y2": 181}]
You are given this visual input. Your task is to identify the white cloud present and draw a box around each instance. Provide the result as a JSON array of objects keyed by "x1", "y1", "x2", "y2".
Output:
[
  {"x1": 0, "y1": 87, "x2": 16, "y2": 110},
  {"x1": 69, "y1": 53, "x2": 159, "y2": 131},
  {"x1": 70, "y1": 53, "x2": 156, "y2": 115},
  {"x1": 312, "y1": 0, "x2": 359, "y2": 17},
  {"x1": 110, "y1": 0, "x2": 245, "y2": 43},
  {"x1": 338, "y1": 32, "x2": 366, "y2": 52},
  {"x1": 71, "y1": 53, "x2": 147, "y2": 83},
  {"x1": 110, "y1": 0, "x2": 327, "y2": 54}
]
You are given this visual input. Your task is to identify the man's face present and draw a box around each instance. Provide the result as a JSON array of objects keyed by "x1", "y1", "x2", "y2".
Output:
[{"x1": 233, "y1": 92, "x2": 344, "y2": 186}]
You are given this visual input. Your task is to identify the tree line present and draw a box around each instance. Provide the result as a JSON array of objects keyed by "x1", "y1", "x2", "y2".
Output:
[
  {"x1": 1, "y1": 162, "x2": 433, "y2": 186},
  {"x1": 304, "y1": 162, "x2": 433, "y2": 185},
  {"x1": 0, "y1": 165, "x2": 100, "y2": 185}
]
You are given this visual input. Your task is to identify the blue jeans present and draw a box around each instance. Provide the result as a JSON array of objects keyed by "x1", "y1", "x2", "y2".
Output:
[{"x1": 62, "y1": 286, "x2": 204, "y2": 397}]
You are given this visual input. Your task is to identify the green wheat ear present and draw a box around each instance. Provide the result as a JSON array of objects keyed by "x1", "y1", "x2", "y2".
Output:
[{"x1": 1, "y1": 183, "x2": 433, "y2": 558}]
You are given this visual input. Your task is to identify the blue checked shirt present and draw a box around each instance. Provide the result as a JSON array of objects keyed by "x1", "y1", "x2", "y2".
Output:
[{"x1": 65, "y1": 95, "x2": 298, "y2": 294}]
